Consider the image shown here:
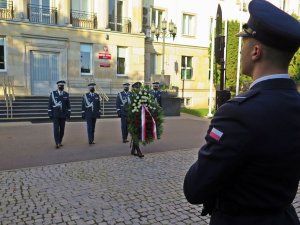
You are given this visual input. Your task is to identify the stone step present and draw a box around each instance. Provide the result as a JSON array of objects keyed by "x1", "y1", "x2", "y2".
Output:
[{"x1": 0, "y1": 94, "x2": 118, "y2": 122}]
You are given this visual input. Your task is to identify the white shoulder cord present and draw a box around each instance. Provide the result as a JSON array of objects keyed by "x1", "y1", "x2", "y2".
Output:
[
  {"x1": 51, "y1": 91, "x2": 62, "y2": 110},
  {"x1": 84, "y1": 94, "x2": 94, "y2": 112}
]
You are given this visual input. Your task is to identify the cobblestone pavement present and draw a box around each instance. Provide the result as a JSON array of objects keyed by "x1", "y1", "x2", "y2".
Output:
[{"x1": 1, "y1": 148, "x2": 300, "y2": 225}]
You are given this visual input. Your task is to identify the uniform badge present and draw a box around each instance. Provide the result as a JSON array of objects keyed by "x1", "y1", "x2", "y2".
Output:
[{"x1": 209, "y1": 127, "x2": 223, "y2": 142}]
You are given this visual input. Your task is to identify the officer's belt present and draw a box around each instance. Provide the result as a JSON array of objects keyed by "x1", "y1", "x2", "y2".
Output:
[{"x1": 215, "y1": 199, "x2": 288, "y2": 216}]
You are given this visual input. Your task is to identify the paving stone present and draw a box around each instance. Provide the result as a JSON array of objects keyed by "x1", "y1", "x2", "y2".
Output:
[{"x1": 0, "y1": 149, "x2": 299, "y2": 225}]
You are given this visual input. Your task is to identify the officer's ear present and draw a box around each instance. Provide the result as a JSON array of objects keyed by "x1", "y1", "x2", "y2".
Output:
[{"x1": 251, "y1": 42, "x2": 263, "y2": 62}]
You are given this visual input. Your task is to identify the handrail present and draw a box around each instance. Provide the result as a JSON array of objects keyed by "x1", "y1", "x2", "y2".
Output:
[
  {"x1": 0, "y1": 0, "x2": 14, "y2": 20},
  {"x1": 1, "y1": 78, "x2": 10, "y2": 118},
  {"x1": 108, "y1": 17, "x2": 131, "y2": 33},
  {"x1": 70, "y1": 10, "x2": 97, "y2": 29},
  {"x1": 8, "y1": 76, "x2": 15, "y2": 101},
  {"x1": 7, "y1": 76, "x2": 14, "y2": 118}
]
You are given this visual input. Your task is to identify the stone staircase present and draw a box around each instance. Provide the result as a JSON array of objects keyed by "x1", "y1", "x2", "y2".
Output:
[{"x1": 0, "y1": 95, "x2": 117, "y2": 122}]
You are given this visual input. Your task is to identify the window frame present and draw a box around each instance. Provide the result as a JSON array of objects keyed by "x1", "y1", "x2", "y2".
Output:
[
  {"x1": 182, "y1": 13, "x2": 196, "y2": 37},
  {"x1": 181, "y1": 56, "x2": 193, "y2": 80},
  {"x1": 72, "y1": 0, "x2": 92, "y2": 12},
  {"x1": 80, "y1": 43, "x2": 93, "y2": 76},
  {"x1": 117, "y1": 46, "x2": 127, "y2": 76},
  {"x1": 150, "y1": 53, "x2": 162, "y2": 75},
  {"x1": 0, "y1": 37, "x2": 7, "y2": 72},
  {"x1": 0, "y1": 0, "x2": 8, "y2": 9},
  {"x1": 151, "y1": 8, "x2": 166, "y2": 28}
]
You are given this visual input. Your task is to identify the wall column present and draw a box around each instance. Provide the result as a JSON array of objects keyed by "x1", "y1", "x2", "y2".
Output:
[
  {"x1": 13, "y1": 0, "x2": 28, "y2": 21},
  {"x1": 96, "y1": 0, "x2": 109, "y2": 29},
  {"x1": 57, "y1": 0, "x2": 71, "y2": 26},
  {"x1": 130, "y1": 0, "x2": 143, "y2": 34}
]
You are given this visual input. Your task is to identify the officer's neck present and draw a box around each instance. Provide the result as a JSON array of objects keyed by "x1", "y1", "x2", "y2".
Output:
[{"x1": 252, "y1": 63, "x2": 288, "y2": 81}]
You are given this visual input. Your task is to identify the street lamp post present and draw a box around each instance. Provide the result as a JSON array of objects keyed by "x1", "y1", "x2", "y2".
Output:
[{"x1": 151, "y1": 19, "x2": 177, "y2": 75}]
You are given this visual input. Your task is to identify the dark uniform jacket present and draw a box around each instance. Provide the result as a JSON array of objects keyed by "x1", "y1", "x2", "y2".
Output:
[
  {"x1": 151, "y1": 90, "x2": 162, "y2": 107},
  {"x1": 82, "y1": 92, "x2": 101, "y2": 118},
  {"x1": 48, "y1": 90, "x2": 71, "y2": 119},
  {"x1": 184, "y1": 78, "x2": 300, "y2": 225},
  {"x1": 116, "y1": 91, "x2": 132, "y2": 116}
]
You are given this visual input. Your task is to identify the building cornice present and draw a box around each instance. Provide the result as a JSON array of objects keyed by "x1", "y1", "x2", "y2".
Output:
[{"x1": 0, "y1": 20, "x2": 145, "y2": 39}]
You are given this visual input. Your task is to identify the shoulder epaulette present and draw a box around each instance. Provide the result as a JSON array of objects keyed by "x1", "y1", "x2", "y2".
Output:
[{"x1": 228, "y1": 90, "x2": 260, "y2": 104}]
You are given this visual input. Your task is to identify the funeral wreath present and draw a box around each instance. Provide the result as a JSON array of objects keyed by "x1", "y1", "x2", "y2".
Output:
[{"x1": 127, "y1": 86, "x2": 164, "y2": 145}]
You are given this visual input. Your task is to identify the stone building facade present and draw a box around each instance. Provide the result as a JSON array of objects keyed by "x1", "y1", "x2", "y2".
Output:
[{"x1": 0, "y1": 0, "x2": 214, "y2": 108}]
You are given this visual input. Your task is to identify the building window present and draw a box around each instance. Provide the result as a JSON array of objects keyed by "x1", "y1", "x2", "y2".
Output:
[
  {"x1": 80, "y1": 44, "x2": 92, "y2": 75},
  {"x1": 0, "y1": 37, "x2": 6, "y2": 70},
  {"x1": 117, "y1": 47, "x2": 127, "y2": 75},
  {"x1": 181, "y1": 56, "x2": 193, "y2": 80},
  {"x1": 236, "y1": 0, "x2": 248, "y2": 12},
  {"x1": 29, "y1": 0, "x2": 57, "y2": 24},
  {"x1": 150, "y1": 53, "x2": 162, "y2": 75},
  {"x1": 109, "y1": 0, "x2": 127, "y2": 32},
  {"x1": 151, "y1": 8, "x2": 165, "y2": 28},
  {"x1": 72, "y1": 0, "x2": 91, "y2": 12},
  {"x1": 0, "y1": 0, "x2": 8, "y2": 8},
  {"x1": 182, "y1": 14, "x2": 195, "y2": 36}
]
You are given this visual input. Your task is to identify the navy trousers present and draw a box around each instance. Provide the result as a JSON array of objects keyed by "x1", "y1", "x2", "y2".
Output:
[
  {"x1": 53, "y1": 118, "x2": 66, "y2": 145},
  {"x1": 86, "y1": 117, "x2": 97, "y2": 143},
  {"x1": 121, "y1": 115, "x2": 128, "y2": 141}
]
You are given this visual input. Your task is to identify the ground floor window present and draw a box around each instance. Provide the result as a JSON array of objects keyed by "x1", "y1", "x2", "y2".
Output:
[
  {"x1": 117, "y1": 47, "x2": 127, "y2": 75},
  {"x1": 80, "y1": 43, "x2": 92, "y2": 75},
  {"x1": 181, "y1": 56, "x2": 192, "y2": 80},
  {"x1": 150, "y1": 53, "x2": 162, "y2": 75},
  {"x1": 0, "y1": 37, "x2": 6, "y2": 70}
]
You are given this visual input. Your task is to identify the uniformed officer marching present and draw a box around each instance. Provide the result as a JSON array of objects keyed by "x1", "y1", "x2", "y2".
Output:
[
  {"x1": 116, "y1": 83, "x2": 132, "y2": 143},
  {"x1": 48, "y1": 80, "x2": 71, "y2": 149},
  {"x1": 184, "y1": 1, "x2": 300, "y2": 225},
  {"x1": 82, "y1": 83, "x2": 101, "y2": 145},
  {"x1": 151, "y1": 82, "x2": 162, "y2": 107}
]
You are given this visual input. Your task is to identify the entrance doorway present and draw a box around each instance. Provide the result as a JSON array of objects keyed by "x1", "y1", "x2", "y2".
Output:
[{"x1": 30, "y1": 51, "x2": 60, "y2": 95}]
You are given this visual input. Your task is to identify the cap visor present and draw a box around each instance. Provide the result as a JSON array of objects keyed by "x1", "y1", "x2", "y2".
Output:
[{"x1": 235, "y1": 30, "x2": 251, "y2": 37}]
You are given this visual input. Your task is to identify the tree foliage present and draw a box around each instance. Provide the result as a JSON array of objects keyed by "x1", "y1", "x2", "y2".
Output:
[{"x1": 213, "y1": 19, "x2": 300, "y2": 92}]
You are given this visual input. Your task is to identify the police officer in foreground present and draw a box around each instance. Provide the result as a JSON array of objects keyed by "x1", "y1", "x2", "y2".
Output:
[
  {"x1": 184, "y1": 1, "x2": 300, "y2": 225},
  {"x1": 82, "y1": 83, "x2": 101, "y2": 145},
  {"x1": 116, "y1": 83, "x2": 132, "y2": 143},
  {"x1": 151, "y1": 82, "x2": 162, "y2": 107},
  {"x1": 48, "y1": 80, "x2": 71, "y2": 149}
]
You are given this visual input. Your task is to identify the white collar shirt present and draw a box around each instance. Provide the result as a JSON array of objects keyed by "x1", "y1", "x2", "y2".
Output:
[{"x1": 250, "y1": 74, "x2": 290, "y2": 89}]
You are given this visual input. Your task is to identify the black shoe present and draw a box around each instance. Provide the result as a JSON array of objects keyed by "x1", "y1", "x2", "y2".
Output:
[
  {"x1": 59, "y1": 143, "x2": 63, "y2": 147},
  {"x1": 131, "y1": 148, "x2": 138, "y2": 156},
  {"x1": 136, "y1": 146, "x2": 144, "y2": 158},
  {"x1": 92, "y1": 141, "x2": 95, "y2": 144},
  {"x1": 123, "y1": 139, "x2": 129, "y2": 143},
  {"x1": 56, "y1": 144, "x2": 60, "y2": 149},
  {"x1": 137, "y1": 152, "x2": 144, "y2": 158}
]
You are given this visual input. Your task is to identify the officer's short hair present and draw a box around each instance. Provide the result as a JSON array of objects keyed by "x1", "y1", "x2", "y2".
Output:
[{"x1": 236, "y1": 0, "x2": 300, "y2": 53}]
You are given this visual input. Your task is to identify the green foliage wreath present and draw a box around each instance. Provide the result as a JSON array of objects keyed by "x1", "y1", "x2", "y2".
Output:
[{"x1": 127, "y1": 86, "x2": 164, "y2": 146}]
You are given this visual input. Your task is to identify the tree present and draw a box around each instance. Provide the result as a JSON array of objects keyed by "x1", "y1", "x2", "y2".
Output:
[{"x1": 222, "y1": 19, "x2": 300, "y2": 93}]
